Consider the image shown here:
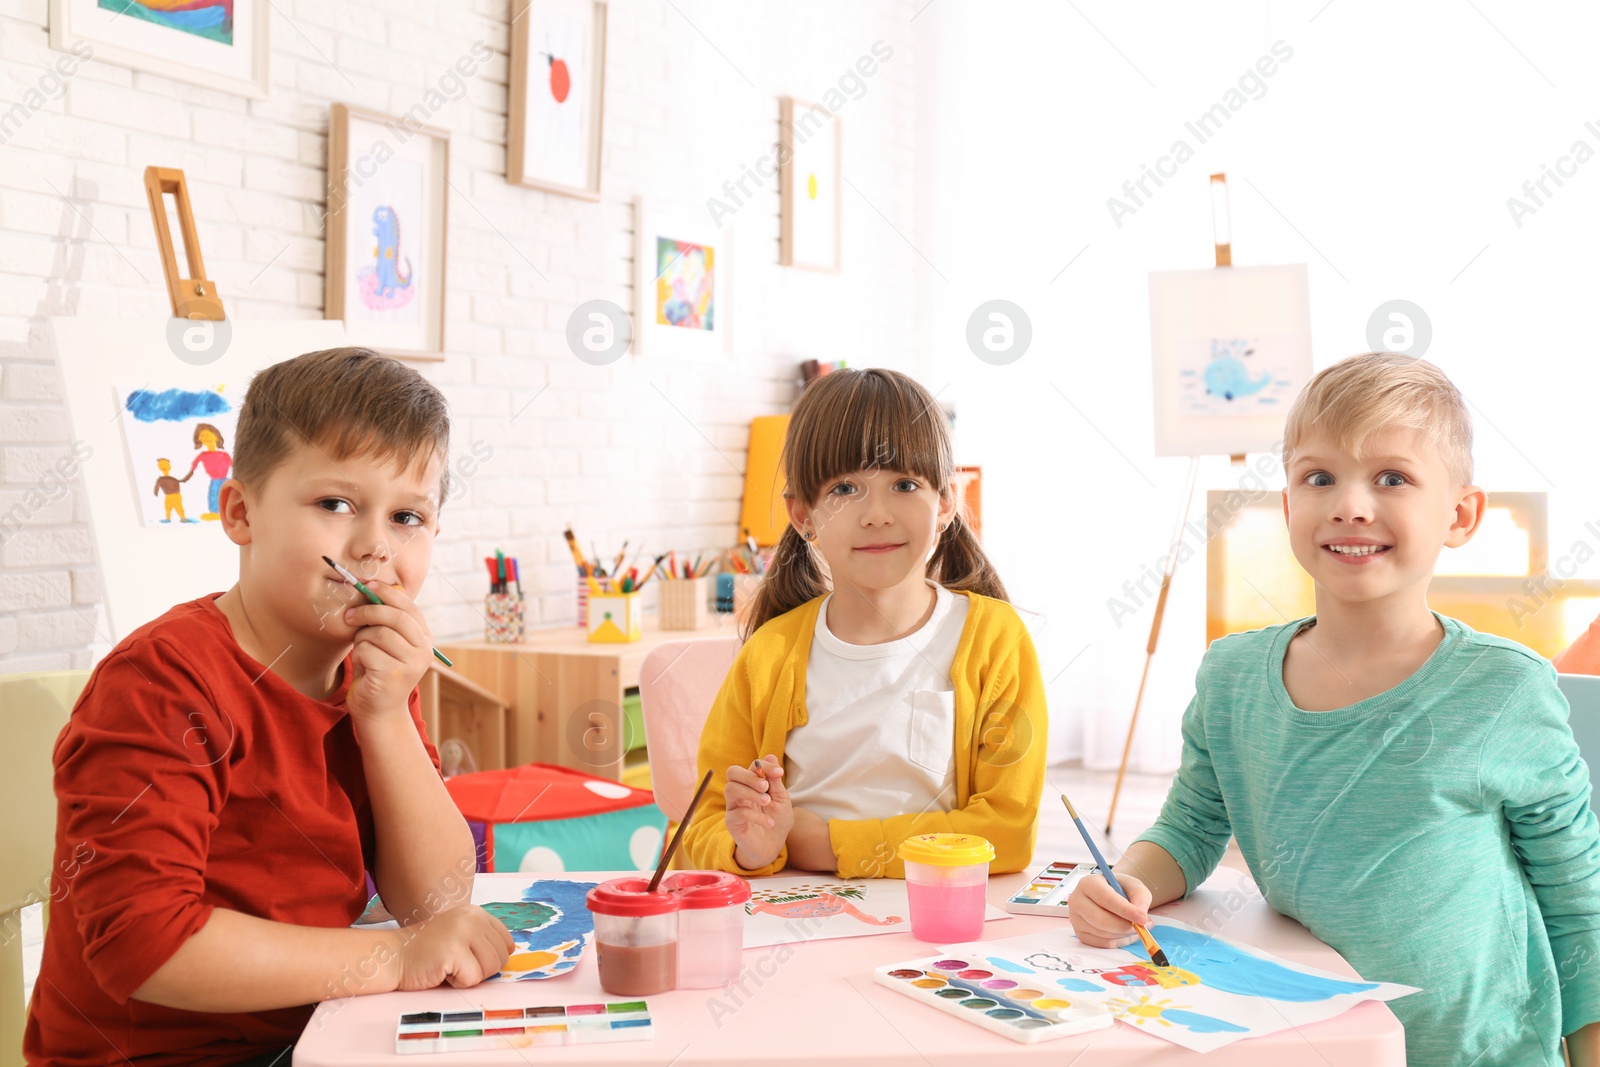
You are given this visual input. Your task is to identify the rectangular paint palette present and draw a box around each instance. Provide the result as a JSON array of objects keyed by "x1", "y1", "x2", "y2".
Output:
[
  {"x1": 395, "y1": 1002, "x2": 652, "y2": 1054},
  {"x1": 873, "y1": 955, "x2": 1112, "y2": 1043},
  {"x1": 1003, "y1": 860, "x2": 1099, "y2": 916}
]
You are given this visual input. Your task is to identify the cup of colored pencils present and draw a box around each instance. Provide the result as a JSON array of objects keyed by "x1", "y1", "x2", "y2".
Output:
[{"x1": 657, "y1": 551, "x2": 713, "y2": 631}]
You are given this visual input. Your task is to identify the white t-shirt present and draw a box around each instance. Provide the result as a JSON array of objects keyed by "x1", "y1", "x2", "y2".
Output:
[{"x1": 784, "y1": 582, "x2": 970, "y2": 822}]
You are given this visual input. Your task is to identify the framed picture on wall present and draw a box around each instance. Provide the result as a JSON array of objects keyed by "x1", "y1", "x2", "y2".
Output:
[
  {"x1": 508, "y1": 0, "x2": 607, "y2": 199},
  {"x1": 50, "y1": 0, "x2": 269, "y2": 97},
  {"x1": 324, "y1": 103, "x2": 450, "y2": 360},
  {"x1": 780, "y1": 97, "x2": 841, "y2": 272},
  {"x1": 633, "y1": 199, "x2": 732, "y2": 358}
]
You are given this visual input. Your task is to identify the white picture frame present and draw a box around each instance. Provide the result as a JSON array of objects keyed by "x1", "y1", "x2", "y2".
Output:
[
  {"x1": 1148, "y1": 264, "x2": 1313, "y2": 457},
  {"x1": 324, "y1": 103, "x2": 450, "y2": 360},
  {"x1": 633, "y1": 198, "x2": 732, "y2": 358},
  {"x1": 508, "y1": 0, "x2": 607, "y2": 199},
  {"x1": 50, "y1": 0, "x2": 269, "y2": 98},
  {"x1": 780, "y1": 97, "x2": 841, "y2": 272}
]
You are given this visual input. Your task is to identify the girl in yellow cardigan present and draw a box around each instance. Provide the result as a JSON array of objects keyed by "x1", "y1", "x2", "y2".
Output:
[{"x1": 682, "y1": 368, "x2": 1047, "y2": 878}]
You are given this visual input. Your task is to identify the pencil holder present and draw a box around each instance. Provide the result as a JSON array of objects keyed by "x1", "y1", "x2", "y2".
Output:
[
  {"x1": 485, "y1": 592, "x2": 525, "y2": 643},
  {"x1": 732, "y1": 574, "x2": 761, "y2": 625},
  {"x1": 715, "y1": 572, "x2": 735, "y2": 613},
  {"x1": 658, "y1": 577, "x2": 710, "y2": 631},
  {"x1": 587, "y1": 591, "x2": 642, "y2": 643},
  {"x1": 576, "y1": 575, "x2": 589, "y2": 628}
]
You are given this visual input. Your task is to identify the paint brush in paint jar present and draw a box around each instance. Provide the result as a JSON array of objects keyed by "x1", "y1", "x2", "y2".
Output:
[{"x1": 1060, "y1": 793, "x2": 1169, "y2": 967}]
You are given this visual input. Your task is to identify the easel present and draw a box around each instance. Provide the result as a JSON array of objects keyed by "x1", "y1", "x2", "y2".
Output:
[
  {"x1": 144, "y1": 166, "x2": 225, "y2": 321},
  {"x1": 1105, "y1": 173, "x2": 1243, "y2": 838}
]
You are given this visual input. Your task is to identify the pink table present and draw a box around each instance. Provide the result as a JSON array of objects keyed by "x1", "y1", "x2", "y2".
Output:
[{"x1": 293, "y1": 865, "x2": 1405, "y2": 1065}]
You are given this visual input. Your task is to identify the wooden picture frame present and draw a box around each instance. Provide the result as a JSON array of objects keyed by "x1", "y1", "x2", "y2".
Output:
[
  {"x1": 324, "y1": 103, "x2": 450, "y2": 360},
  {"x1": 780, "y1": 97, "x2": 841, "y2": 272},
  {"x1": 508, "y1": 0, "x2": 607, "y2": 199},
  {"x1": 50, "y1": 0, "x2": 269, "y2": 98},
  {"x1": 633, "y1": 198, "x2": 732, "y2": 358}
]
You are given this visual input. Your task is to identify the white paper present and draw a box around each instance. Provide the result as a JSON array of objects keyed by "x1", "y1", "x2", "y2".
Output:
[{"x1": 940, "y1": 918, "x2": 1418, "y2": 1052}]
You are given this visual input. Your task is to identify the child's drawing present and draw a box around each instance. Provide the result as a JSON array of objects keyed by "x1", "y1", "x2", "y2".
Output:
[
  {"x1": 741, "y1": 876, "x2": 1007, "y2": 949},
  {"x1": 358, "y1": 205, "x2": 416, "y2": 311},
  {"x1": 941, "y1": 919, "x2": 1418, "y2": 1053},
  {"x1": 746, "y1": 883, "x2": 902, "y2": 927},
  {"x1": 1175, "y1": 336, "x2": 1300, "y2": 416},
  {"x1": 184, "y1": 422, "x2": 231, "y2": 520},
  {"x1": 118, "y1": 386, "x2": 236, "y2": 528},
  {"x1": 151, "y1": 458, "x2": 196, "y2": 523},
  {"x1": 483, "y1": 878, "x2": 599, "y2": 982}
]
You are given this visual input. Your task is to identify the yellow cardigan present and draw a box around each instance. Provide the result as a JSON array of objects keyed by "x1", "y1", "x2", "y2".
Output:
[{"x1": 681, "y1": 590, "x2": 1047, "y2": 878}]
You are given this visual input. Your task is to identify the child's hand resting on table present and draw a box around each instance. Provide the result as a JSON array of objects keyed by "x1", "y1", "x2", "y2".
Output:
[
  {"x1": 1067, "y1": 871, "x2": 1153, "y2": 950},
  {"x1": 394, "y1": 905, "x2": 514, "y2": 990},
  {"x1": 725, "y1": 755, "x2": 794, "y2": 870}
]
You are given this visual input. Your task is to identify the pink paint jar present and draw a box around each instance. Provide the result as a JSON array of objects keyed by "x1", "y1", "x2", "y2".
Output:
[
  {"x1": 661, "y1": 871, "x2": 751, "y2": 988},
  {"x1": 898, "y1": 833, "x2": 995, "y2": 943}
]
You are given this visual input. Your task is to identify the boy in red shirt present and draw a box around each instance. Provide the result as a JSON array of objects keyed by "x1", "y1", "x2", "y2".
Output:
[{"x1": 25, "y1": 347, "x2": 511, "y2": 1066}]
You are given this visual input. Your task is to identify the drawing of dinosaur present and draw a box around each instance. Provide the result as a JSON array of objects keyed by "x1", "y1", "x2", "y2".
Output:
[{"x1": 370, "y1": 205, "x2": 413, "y2": 298}]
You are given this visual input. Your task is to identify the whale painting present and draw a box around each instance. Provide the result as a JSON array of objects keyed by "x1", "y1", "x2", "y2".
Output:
[{"x1": 1148, "y1": 263, "x2": 1313, "y2": 456}]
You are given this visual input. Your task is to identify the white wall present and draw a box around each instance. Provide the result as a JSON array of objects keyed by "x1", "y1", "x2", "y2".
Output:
[
  {"x1": 917, "y1": 0, "x2": 1600, "y2": 771},
  {"x1": 0, "y1": 0, "x2": 922, "y2": 668}
]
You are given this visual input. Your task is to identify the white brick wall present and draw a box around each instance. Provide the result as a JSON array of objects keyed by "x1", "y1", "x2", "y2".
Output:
[{"x1": 0, "y1": 0, "x2": 921, "y2": 666}]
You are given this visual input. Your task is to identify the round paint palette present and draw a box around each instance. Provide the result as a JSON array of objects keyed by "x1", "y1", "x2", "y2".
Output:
[{"x1": 873, "y1": 956, "x2": 1113, "y2": 1043}]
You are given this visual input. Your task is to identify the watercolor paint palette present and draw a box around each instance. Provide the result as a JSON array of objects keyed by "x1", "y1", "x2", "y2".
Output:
[
  {"x1": 394, "y1": 1002, "x2": 652, "y2": 1054},
  {"x1": 1003, "y1": 860, "x2": 1100, "y2": 916},
  {"x1": 873, "y1": 956, "x2": 1113, "y2": 1043}
]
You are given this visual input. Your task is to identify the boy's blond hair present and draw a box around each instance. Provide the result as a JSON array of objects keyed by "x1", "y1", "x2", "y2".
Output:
[
  {"x1": 233, "y1": 346, "x2": 452, "y2": 500},
  {"x1": 1283, "y1": 352, "x2": 1473, "y2": 486}
]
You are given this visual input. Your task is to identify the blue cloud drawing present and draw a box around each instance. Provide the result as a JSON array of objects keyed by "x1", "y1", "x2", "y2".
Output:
[{"x1": 124, "y1": 387, "x2": 230, "y2": 423}]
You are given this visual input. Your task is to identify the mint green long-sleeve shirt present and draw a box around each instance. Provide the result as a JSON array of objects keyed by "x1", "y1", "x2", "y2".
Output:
[{"x1": 1135, "y1": 614, "x2": 1600, "y2": 1067}]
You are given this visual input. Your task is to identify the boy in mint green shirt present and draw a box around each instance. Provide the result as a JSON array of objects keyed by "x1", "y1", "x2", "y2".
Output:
[{"x1": 1070, "y1": 352, "x2": 1600, "y2": 1066}]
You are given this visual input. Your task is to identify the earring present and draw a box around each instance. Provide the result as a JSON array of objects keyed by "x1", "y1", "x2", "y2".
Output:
[
  {"x1": 801, "y1": 529, "x2": 815, "y2": 541},
  {"x1": 938, "y1": 523, "x2": 949, "y2": 533}
]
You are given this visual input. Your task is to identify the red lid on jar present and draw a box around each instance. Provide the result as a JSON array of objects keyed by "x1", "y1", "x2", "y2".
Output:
[
  {"x1": 586, "y1": 878, "x2": 680, "y2": 917},
  {"x1": 661, "y1": 871, "x2": 752, "y2": 908}
]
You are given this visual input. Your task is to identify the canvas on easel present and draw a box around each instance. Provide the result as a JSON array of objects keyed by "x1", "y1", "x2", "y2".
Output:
[
  {"x1": 1107, "y1": 174, "x2": 1314, "y2": 838},
  {"x1": 1148, "y1": 263, "x2": 1313, "y2": 457},
  {"x1": 52, "y1": 318, "x2": 349, "y2": 641}
]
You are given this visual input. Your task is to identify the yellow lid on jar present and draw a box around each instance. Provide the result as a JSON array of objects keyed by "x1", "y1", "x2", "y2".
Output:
[{"x1": 896, "y1": 832, "x2": 996, "y2": 867}]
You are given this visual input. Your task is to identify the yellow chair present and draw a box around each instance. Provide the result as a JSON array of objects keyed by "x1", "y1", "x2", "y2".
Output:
[{"x1": 1, "y1": 670, "x2": 86, "y2": 1067}]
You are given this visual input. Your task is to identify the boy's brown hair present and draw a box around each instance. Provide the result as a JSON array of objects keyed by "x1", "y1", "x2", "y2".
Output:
[
  {"x1": 742, "y1": 367, "x2": 1006, "y2": 639},
  {"x1": 232, "y1": 346, "x2": 452, "y2": 500},
  {"x1": 1283, "y1": 351, "x2": 1474, "y2": 486}
]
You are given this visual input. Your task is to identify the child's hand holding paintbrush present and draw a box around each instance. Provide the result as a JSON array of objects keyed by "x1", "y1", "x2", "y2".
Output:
[{"x1": 1060, "y1": 794, "x2": 1169, "y2": 966}]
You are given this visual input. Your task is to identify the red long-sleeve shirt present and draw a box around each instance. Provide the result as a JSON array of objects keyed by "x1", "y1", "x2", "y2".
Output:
[{"x1": 24, "y1": 594, "x2": 439, "y2": 1066}]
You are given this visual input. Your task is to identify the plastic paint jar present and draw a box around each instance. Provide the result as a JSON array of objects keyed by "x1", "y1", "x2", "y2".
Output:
[
  {"x1": 661, "y1": 871, "x2": 751, "y2": 988},
  {"x1": 586, "y1": 879, "x2": 680, "y2": 996},
  {"x1": 897, "y1": 833, "x2": 996, "y2": 943}
]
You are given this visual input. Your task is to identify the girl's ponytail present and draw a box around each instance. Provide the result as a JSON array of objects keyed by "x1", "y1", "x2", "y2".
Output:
[
  {"x1": 740, "y1": 522, "x2": 828, "y2": 641},
  {"x1": 928, "y1": 511, "x2": 1009, "y2": 603}
]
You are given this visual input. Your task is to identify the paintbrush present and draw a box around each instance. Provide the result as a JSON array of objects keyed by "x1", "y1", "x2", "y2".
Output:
[
  {"x1": 648, "y1": 769, "x2": 712, "y2": 893},
  {"x1": 1061, "y1": 793, "x2": 1170, "y2": 967},
  {"x1": 321, "y1": 555, "x2": 454, "y2": 667}
]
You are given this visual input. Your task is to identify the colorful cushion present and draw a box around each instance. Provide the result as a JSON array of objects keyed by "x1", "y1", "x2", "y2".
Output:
[{"x1": 446, "y1": 762, "x2": 667, "y2": 874}]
